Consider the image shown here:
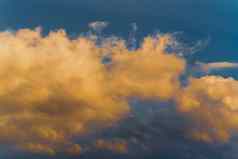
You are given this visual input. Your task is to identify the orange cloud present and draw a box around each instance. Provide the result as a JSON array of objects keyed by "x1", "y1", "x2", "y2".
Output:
[
  {"x1": 176, "y1": 76, "x2": 238, "y2": 142},
  {"x1": 21, "y1": 143, "x2": 56, "y2": 156},
  {"x1": 0, "y1": 28, "x2": 185, "y2": 155},
  {"x1": 1, "y1": 27, "x2": 238, "y2": 156},
  {"x1": 95, "y1": 139, "x2": 128, "y2": 153},
  {"x1": 108, "y1": 35, "x2": 186, "y2": 100}
]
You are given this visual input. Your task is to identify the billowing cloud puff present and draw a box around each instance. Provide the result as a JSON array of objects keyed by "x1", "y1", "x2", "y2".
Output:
[
  {"x1": 108, "y1": 35, "x2": 186, "y2": 100},
  {"x1": 0, "y1": 28, "x2": 130, "y2": 154},
  {"x1": 176, "y1": 76, "x2": 238, "y2": 142},
  {"x1": 0, "y1": 28, "x2": 185, "y2": 154}
]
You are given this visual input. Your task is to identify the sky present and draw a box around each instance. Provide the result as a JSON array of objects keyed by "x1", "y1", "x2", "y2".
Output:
[{"x1": 0, "y1": 0, "x2": 238, "y2": 159}]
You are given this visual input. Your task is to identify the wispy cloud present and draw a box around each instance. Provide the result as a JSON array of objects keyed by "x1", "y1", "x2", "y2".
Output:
[
  {"x1": 88, "y1": 21, "x2": 109, "y2": 33},
  {"x1": 196, "y1": 62, "x2": 238, "y2": 72}
]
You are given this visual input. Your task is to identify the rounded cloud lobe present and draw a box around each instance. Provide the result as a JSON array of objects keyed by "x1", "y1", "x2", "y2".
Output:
[
  {"x1": 0, "y1": 28, "x2": 186, "y2": 155},
  {"x1": 177, "y1": 76, "x2": 238, "y2": 143}
]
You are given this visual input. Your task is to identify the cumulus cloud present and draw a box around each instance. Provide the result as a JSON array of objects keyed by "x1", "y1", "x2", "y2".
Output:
[
  {"x1": 0, "y1": 28, "x2": 130, "y2": 155},
  {"x1": 108, "y1": 34, "x2": 186, "y2": 100},
  {"x1": 176, "y1": 76, "x2": 238, "y2": 142},
  {"x1": 0, "y1": 28, "x2": 185, "y2": 155},
  {"x1": 1, "y1": 27, "x2": 238, "y2": 157}
]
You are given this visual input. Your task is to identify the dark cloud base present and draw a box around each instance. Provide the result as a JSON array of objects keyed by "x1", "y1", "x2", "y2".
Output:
[{"x1": 2, "y1": 100, "x2": 236, "y2": 159}]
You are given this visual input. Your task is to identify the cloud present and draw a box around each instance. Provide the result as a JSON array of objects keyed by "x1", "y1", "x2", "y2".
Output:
[
  {"x1": 176, "y1": 76, "x2": 238, "y2": 142},
  {"x1": 21, "y1": 143, "x2": 56, "y2": 156},
  {"x1": 95, "y1": 139, "x2": 128, "y2": 153},
  {"x1": 1, "y1": 27, "x2": 238, "y2": 157},
  {"x1": 108, "y1": 34, "x2": 186, "y2": 100},
  {"x1": 196, "y1": 62, "x2": 238, "y2": 72},
  {"x1": 88, "y1": 21, "x2": 109, "y2": 33},
  {"x1": 65, "y1": 144, "x2": 82, "y2": 156},
  {"x1": 0, "y1": 28, "x2": 185, "y2": 155}
]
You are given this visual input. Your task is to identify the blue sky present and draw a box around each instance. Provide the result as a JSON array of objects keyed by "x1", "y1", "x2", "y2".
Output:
[
  {"x1": 1, "y1": 0, "x2": 238, "y2": 66},
  {"x1": 0, "y1": 0, "x2": 238, "y2": 158}
]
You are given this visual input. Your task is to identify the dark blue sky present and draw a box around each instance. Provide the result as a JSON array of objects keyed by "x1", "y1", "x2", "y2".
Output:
[{"x1": 0, "y1": 0, "x2": 238, "y2": 63}]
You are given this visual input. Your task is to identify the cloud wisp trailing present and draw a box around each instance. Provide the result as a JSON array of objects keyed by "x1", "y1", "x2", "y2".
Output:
[
  {"x1": 88, "y1": 21, "x2": 109, "y2": 34},
  {"x1": 196, "y1": 62, "x2": 238, "y2": 72}
]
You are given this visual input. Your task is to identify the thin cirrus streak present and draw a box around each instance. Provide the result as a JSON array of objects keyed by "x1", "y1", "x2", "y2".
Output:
[
  {"x1": 196, "y1": 62, "x2": 238, "y2": 72},
  {"x1": 0, "y1": 27, "x2": 238, "y2": 156}
]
